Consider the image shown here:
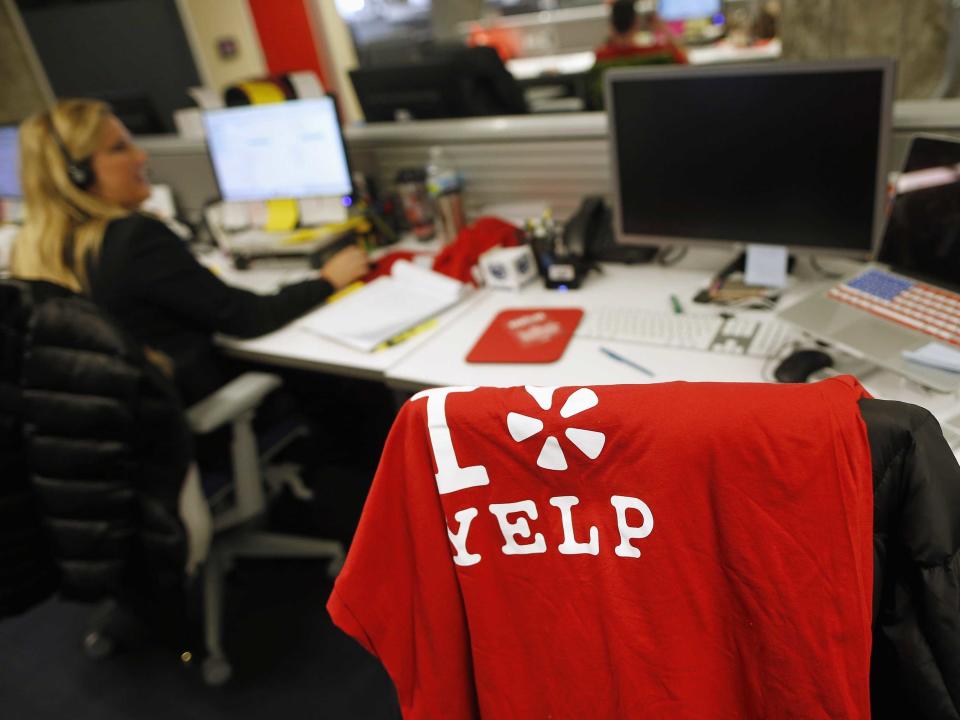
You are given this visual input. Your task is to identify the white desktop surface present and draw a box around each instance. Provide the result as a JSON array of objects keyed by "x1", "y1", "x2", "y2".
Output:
[
  {"x1": 205, "y1": 246, "x2": 960, "y2": 426},
  {"x1": 216, "y1": 294, "x2": 483, "y2": 380},
  {"x1": 384, "y1": 251, "x2": 797, "y2": 391},
  {"x1": 206, "y1": 246, "x2": 476, "y2": 380}
]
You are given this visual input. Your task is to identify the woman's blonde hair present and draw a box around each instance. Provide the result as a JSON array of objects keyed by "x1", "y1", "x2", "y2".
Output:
[{"x1": 11, "y1": 99, "x2": 129, "y2": 292}]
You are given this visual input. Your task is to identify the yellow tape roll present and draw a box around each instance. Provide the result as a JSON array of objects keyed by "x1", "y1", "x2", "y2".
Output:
[{"x1": 236, "y1": 80, "x2": 287, "y2": 105}]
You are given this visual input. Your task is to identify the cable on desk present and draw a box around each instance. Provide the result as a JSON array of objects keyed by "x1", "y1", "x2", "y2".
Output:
[
  {"x1": 657, "y1": 246, "x2": 687, "y2": 266},
  {"x1": 809, "y1": 255, "x2": 845, "y2": 279}
]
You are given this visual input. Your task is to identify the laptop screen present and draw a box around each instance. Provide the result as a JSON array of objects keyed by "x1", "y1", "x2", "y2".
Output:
[{"x1": 878, "y1": 136, "x2": 960, "y2": 290}]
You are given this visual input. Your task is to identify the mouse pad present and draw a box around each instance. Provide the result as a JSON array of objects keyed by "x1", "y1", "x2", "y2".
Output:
[{"x1": 466, "y1": 308, "x2": 583, "y2": 364}]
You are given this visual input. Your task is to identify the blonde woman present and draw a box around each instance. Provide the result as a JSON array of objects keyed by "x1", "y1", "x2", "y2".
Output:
[{"x1": 13, "y1": 99, "x2": 369, "y2": 404}]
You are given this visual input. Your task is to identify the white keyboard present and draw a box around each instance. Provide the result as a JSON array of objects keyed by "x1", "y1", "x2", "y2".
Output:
[{"x1": 576, "y1": 308, "x2": 794, "y2": 358}]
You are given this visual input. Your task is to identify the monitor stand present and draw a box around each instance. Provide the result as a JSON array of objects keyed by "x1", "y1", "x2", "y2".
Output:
[
  {"x1": 715, "y1": 250, "x2": 797, "y2": 281},
  {"x1": 693, "y1": 250, "x2": 795, "y2": 307}
]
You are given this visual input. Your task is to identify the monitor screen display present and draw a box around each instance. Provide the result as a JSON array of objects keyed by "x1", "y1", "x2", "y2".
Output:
[
  {"x1": 203, "y1": 98, "x2": 352, "y2": 202},
  {"x1": 0, "y1": 126, "x2": 21, "y2": 199},
  {"x1": 607, "y1": 61, "x2": 894, "y2": 258},
  {"x1": 878, "y1": 136, "x2": 960, "y2": 289},
  {"x1": 657, "y1": 0, "x2": 722, "y2": 21}
]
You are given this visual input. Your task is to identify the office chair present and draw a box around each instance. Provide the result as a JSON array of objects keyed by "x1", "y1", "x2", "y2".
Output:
[
  {"x1": 10, "y1": 281, "x2": 344, "y2": 686},
  {"x1": 329, "y1": 383, "x2": 960, "y2": 718},
  {"x1": 586, "y1": 51, "x2": 681, "y2": 110}
]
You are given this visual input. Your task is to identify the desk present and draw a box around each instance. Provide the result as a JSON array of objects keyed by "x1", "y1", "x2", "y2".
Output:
[
  {"x1": 208, "y1": 247, "x2": 960, "y2": 429},
  {"x1": 206, "y1": 249, "x2": 483, "y2": 381},
  {"x1": 384, "y1": 251, "x2": 787, "y2": 391},
  {"x1": 383, "y1": 250, "x2": 960, "y2": 434}
]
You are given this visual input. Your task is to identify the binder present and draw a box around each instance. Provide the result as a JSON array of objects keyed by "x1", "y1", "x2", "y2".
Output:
[{"x1": 299, "y1": 260, "x2": 467, "y2": 352}]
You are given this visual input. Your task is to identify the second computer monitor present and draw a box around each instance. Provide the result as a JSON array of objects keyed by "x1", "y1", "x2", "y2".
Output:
[
  {"x1": 657, "y1": 0, "x2": 722, "y2": 22},
  {"x1": 203, "y1": 97, "x2": 352, "y2": 202},
  {"x1": 606, "y1": 59, "x2": 895, "y2": 259},
  {"x1": 0, "y1": 126, "x2": 21, "y2": 200}
]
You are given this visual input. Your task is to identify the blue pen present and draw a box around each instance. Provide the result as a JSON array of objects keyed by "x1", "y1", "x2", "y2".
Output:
[{"x1": 599, "y1": 346, "x2": 655, "y2": 377}]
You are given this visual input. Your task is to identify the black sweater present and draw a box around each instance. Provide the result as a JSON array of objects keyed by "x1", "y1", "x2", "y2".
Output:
[{"x1": 88, "y1": 214, "x2": 334, "y2": 404}]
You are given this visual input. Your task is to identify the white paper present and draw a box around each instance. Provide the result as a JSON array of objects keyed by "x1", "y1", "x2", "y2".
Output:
[
  {"x1": 187, "y1": 86, "x2": 223, "y2": 110},
  {"x1": 173, "y1": 108, "x2": 206, "y2": 139},
  {"x1": 744, "y1": 244, "x2": 789, "y2": 288},
  {"x1": 298, "y1": 260, "x2": 466, "y2": 351},
  {"x1": 299, "y1": 196, "x2": 347, "y2": 226},
  {"x1": 903, "y1": 342, "x2": 960, "y2": 373},
  {"x1": 220, "y1": 202, "x2": 252, "y2": 231},
  {"x1": 288, "y1": 71, "x2": 325, "y2": 99}
]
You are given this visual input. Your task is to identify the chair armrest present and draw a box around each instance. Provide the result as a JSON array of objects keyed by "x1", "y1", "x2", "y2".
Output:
[{"x1": 186, "y1": 372, "x2": 282, "y2": 435}]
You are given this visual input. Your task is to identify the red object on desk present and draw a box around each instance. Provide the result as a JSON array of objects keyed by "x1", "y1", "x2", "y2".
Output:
[{"x1": 466, "y1": 308, "x2": 583, "y2": 364}]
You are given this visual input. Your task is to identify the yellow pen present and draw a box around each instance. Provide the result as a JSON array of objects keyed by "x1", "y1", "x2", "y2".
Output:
[{"x1": 376, "y1": 318, "x2": 439, "y2": 351}]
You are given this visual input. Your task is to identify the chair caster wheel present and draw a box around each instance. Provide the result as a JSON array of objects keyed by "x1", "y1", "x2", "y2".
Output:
[
  {"x1": 203, "y1": 656, "x2": 233, "y2": 686},
  {"x1": 83, "y1": 631, "x2": 115, "y2": 660}
]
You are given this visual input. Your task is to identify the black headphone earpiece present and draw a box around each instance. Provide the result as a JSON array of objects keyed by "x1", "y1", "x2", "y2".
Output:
[
  {"x1": 65, "y1": 158, "x2": 93, "y2": 190},
  {"x1": 47, "y1": 114, "x2": 95, "y2": 190}
]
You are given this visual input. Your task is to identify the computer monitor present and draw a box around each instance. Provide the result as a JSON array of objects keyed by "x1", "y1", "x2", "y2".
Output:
[
  {"x1": 0, "y1": 126, "x2": 22, "y2": 200},
  {"x1": 606, "y1": 59, "x2": 895, "y2": 260},
  {"x1": 349, "y1": 46, "x2": 527, "y2": 122},
  {"x1": 202, "y1": 97, "x2": 352, "y2": 202},
  {"x1": 877, "y1": 135, "x2": 960, "y2": 287},
  {"x1": 657, "y1": 0, "x2": 722, "y2": 22}
]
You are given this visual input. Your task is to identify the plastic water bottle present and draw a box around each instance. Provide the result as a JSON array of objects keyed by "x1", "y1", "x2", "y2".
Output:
[{"x1": 426, "y1": 146, "x2": 466, "y2": 242}]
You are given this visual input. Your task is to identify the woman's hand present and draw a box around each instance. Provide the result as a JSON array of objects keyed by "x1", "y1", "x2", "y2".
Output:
[{"x1": 319, "y1": 244, "x2": 370, "y2": 290}]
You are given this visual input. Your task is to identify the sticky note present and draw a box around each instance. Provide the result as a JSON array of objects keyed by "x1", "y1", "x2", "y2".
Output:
[
  {"x1": 903, "y1": 342, "x2": 960, "y2": 373},
  {"x1": 744, "y1": 244, "x2": 789, "y2": 288},
  {"x1": 265, "y1": 199, "x2": 299, "y2": 232}
]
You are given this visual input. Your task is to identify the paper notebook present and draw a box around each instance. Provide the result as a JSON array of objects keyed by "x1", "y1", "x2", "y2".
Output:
[
  {"x1": 467, "y1": 308, "x2": 583, "y2": 363},
  {"x1": 299, "y1": 260, "x2": 467, "y2": 352}
]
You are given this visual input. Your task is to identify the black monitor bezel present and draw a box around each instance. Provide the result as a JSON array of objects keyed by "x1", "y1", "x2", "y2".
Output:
[
  {"x1": 202, "y1": 96, "x2": 355, "y2": 203},
  {"x1": 604, "y1": 58, "x2": 896, "y2": 261}
]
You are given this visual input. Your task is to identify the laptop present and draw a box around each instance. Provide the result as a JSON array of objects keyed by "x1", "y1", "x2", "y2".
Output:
[{"x1": 779, "y1": 135, "x2": 960, "y2": 392}]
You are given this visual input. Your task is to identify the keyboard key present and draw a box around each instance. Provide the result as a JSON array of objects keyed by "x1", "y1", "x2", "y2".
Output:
[{"x1": 576, "y1": 308, "x2": 792, "y2": 358}]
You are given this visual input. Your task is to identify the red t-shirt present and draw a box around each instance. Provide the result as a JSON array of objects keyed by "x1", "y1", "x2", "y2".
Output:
[
  {"x1": 594, "y1": 40, "x2": 688, "y2": 64},
  {"x1": 329, "y1": 377, "x2": 874, "y2": 719}
]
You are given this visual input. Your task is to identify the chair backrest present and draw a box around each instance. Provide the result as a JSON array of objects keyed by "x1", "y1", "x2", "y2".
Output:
[
  {"x1": 330, "y1": 380, "x2": 881, "y2": 718},
  {"x1": 0, "y1": 281, "x2": 58, "y2": 618},
  {"x1": 4, "y1": 280, "x2": 189, "y2": 602},
  {"x1": 587, "y1": 48, "x2": 682, "y2": 110}
]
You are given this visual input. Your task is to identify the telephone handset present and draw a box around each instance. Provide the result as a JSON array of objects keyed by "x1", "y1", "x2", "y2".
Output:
[
  {"x1": 564, "y1": 196, "x2": 658, "y2": 265},
  {"x1": 563, "y1": 196, "x2": 606, "y2": 261}
]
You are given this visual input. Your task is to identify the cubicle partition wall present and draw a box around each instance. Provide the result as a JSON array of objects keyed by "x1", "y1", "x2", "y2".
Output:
[
  {"x1": 139, "y1": 102, "x2": 960, "y2": 226},
  {"x1": 345, "y1": 113, "x2": 611, "y2": 222}
]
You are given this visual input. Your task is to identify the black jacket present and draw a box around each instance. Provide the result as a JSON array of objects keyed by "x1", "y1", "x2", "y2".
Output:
[
  {"x1": 0, "y1": 281, "x2": 59, "y2": 618},
  {"x1": 88, "y1": 214, "x2": 334, "y2": 404},
  {"x1": 1, "y1": 280, "x2": 189, "y2": 603},
  {"x1": 863, "y1": 398, "x2": 960, "y2": 719}
]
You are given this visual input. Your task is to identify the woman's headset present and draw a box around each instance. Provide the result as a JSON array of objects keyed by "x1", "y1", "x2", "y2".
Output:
[{"x1": 46, "y1": 114, "x2": 94, "y2": 190}]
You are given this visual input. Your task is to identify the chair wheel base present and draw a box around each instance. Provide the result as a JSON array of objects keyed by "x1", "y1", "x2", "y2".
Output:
[{"x1": 203, "y1": 656, "x2": 233, "y2": 686}]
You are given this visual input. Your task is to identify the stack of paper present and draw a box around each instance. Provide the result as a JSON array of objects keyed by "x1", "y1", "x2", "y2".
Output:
[
  {"x1": 299, "y1": 260, "x2": 467, "y2": 352},
  {"x1": 903, "y1": 342, "x2": 960, "y2": 373}
]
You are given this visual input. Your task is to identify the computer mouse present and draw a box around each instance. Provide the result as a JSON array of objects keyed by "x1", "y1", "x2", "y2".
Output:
[{"x1": 773, "y1": 349, "x2": 834, "y2": 384}]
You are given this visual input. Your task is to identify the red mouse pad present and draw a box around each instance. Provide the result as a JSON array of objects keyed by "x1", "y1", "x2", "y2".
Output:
[{"x1": 466, "y1": 308, "x2": 584, "y2": 363}]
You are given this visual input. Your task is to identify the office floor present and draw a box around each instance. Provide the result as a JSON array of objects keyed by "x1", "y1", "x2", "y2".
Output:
[{"x1": 0, "y1": 559, "x2": 400, "y2": 719}]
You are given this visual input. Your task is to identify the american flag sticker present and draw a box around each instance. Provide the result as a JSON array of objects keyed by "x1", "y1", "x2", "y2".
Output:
[{"x1": 828, "y1": 270, "x2": 960, "y2": 347}]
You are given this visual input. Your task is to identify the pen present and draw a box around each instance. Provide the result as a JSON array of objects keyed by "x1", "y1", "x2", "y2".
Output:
[
  {"x1": 670, "y1": 294, "x2": 684, "y2": 314},
  {"x1": 376, "y1": 317, "x2": 439, "y2": 351},
  {"x1": 599, "y1": 346, "x2": 655, "y2": 377}
]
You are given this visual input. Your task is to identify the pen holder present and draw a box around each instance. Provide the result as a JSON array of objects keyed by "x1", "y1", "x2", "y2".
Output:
[{"x1": 478, "y1": 245, "x2": 538, "y2": 290}]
